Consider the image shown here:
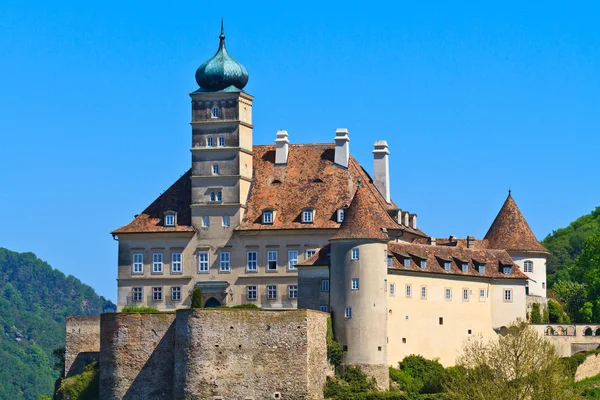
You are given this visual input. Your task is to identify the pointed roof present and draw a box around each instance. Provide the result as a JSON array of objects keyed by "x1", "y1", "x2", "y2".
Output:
[
  {"x1": 484, "y1": 192, "x2": 548, "y2": 253},
  {"x1": 329, "y1": 181, "x2": 393, "y2": 241}
]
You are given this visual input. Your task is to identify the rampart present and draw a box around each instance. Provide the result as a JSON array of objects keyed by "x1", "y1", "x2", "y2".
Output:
[
  {"x1": 530, "y1": 324, "x2": 600, "y2": 357},
  {"x1": 65, "y1": 316, "x2": 101, "y2": 377},
  {"x1": 68, "y1": 309, "x2": 331, "y2": 399}
]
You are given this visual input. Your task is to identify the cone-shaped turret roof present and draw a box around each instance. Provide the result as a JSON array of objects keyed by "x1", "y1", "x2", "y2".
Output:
[
  {"x1": 484, "y1": 191, "x2": 548, "y2": 253},
  {"x1": 330, "y1": 181, "x2": 394, "y2": 241},
  {"x1": 195, "y1": 20, "x2": 249, "y2": 91}
]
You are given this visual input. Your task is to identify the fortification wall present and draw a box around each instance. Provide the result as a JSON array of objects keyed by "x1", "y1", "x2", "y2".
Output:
[
  {"x1": 530, "y1": 324, "x2": 600, "y2": 357},
  {"x1": 173, "y1": 309, "x2": 330, "y2": 400},
  {"x1": 99, "y1": 312, "x2": 176, "y2": 400},
  {"x1": 65, "y1": 316, "x2": 100, "y2": 377}
]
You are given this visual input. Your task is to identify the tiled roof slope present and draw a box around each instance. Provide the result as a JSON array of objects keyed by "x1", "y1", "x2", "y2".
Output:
[
  {"x1": 484, "y1": 193, "x2": 548, "y2": 253},
  {"x1": 112, "y1": 171, "x2": 195, "y2": 234},
  {"x1": 297, "y1": 244, "x2": 331, "y2": 267},
  {"x1": 388, "y1": 242, "x2": 528, "y2": 279},
  {"x1": 329, "y1": 185, "x2": 394, "y2": 241}
]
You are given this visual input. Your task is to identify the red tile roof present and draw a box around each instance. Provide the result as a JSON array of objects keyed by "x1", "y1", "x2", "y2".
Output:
[{"x1": 484, "y1": 193, "x2": 548, "y2": 253}]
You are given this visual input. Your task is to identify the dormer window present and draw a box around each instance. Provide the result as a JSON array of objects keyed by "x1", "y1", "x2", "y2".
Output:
[
  {"x1": 302, "y1": 209, "x2": 314, "y2": 223},
  {"x1": 443, "y1": 261, "x2": 451, "y2": 271},
  {"x1": 387, "y1": 257, "x2": 393, "y2": 267},
  {"x1": 420, "y1": 259, "x2": 427, "y2": 269},
  {"x1": 207, "y1": 137, "x2": 214, "y2": 147},
  {"x1": 503, "y1": 266, "x2": 512, "y2": 275},
  {"x1": 210, "y1": 191, "x2": 222, "y2": 202},
  {"x1": 337, "y1": 208, "x2": 345, "y2": 223},
  {"x1": 403, "y1": 258, "x2": 411, "y2": 268},
  {"x1": 404, "y1": 213, "x2": 409, "y2": 226},
  {"x1": 218, "y1": 136, "x2": 225, "y2": 147},
  {"x1": 461, "y1": 263, "x2": 469, "y2": 273},
  {"x1": 478, "y1": 264, "x2": 485, "y2": 274},
  {"x1": 262, "y1": 210, "x2": 274, "y2": 224},
  {"x1": 212, "y1": 164, "x2": 220, "y2": 175},
  {"x1": 212, "y1": 107, "x2": 219, "y2": 118},
  {"x1": 164, "y1": 212, "x2": 176, "y2": 227}
]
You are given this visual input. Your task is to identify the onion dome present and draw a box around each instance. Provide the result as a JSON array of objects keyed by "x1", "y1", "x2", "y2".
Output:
[
  {"x1": 195, "y1": 20, "x2": 249, "y2": 91},
  {"x1": 484, "y1": 191, "x2": 549, "y2": 253}
]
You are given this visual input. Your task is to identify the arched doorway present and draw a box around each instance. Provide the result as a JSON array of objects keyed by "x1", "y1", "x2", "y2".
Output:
[{"x1": 204, "y1": 297, "x2": 221, "y2": 308}]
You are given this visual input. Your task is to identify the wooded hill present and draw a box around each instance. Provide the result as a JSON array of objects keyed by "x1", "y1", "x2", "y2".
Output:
[{"x1": 0, "y1": 248, "x2": 114, "y2": 399}]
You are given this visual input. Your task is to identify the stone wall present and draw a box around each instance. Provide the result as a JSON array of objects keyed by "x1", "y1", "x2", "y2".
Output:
[
  {"x1": 99, "y1": 312, "x2": 176, "y2": 400},
  {"x1": 65, "y1": 316, "x2": 100, "y2": 377},
  {"x1": 575, "y1": 353, "x2": 600, "y2": 382},
  {"x1": 173, "y1": 309, "x2": 330, "y2": 400},
  {"x1": 530, "y1": 324, "x2": 600, "y2": 357}
]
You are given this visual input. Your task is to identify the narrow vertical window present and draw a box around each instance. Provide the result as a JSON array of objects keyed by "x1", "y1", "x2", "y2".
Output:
[
  {"x1": 171, "y1": 286, "x2": 181, "y2": 301},
  {"x1": 267, "y1": 250, "x2": 278, "y2": 270},
  {"x1": 504, "y1": 289, "x2": 513, "y2": 302},
  {"x1": 202, "y1": 216, "x2": 210, "y2": 227},
  {"x1": 212, "y1": 164, "x2": 220, "y2": 175},
  {"x1": 247, "y1": 285, "x2": 257, "y2": 300},
  {"x1": 421, "y1": 286, "x2": 427, "y2": 299},
  {"x1": 133, "y1": 253, "x2": 143, "y2": 274},
  {"x1": 463, "y1": 288, "x2": 469, "y2": 301},
  {"x1": 152, "y1": 253, "x2": 163, "y2": 273},
  {"x1": 220, "y1": 252, "x2": 231, "y2": 272},
  {"x1": 387, "y1": 257, "x2": 393, "y2": 267},
  {"x1": 462, "y1": 263, "x2": 469, "y2": 273},
  {"x1": 337, "y1": 209, "x2": 345, "y2": 223},
  {"x1": 210, "y1": 192, "x2": 216, "y2": 202},
  {"x1": 171, "y1": 253, "x2": 182, "y2": 273},
  {"x1": 420, "y1": 259, "x2": 426, "y2": 269},
  {"x1": 345, "y1": 307, "x2": 352, "y2": 318},
  {"x1": 403, "y1": 258, "x2": 411, "y2": 268},
  {"x1": 222, "y1": 216, "x2": 230, "y2": 227},
  {"x1": 288, "y1": 285, "x2": 298, "y2": 299},
  {"x1": 247, "y1": 251, "x2": 257, "y2": 271},
  {"x1": 479, "y1": 289, "x2": 486, "y2": 299},
  {"x1": 217, "y1": 191, "x2": 222, "y2": 202},
  {"x1": 321, "y1": 279, "x2": 330, "y2": 292},
  {"x1": 218, "y1": 136, "x2": 225, "y2": 146},
  {"x1": 198, "y1": 252, "x2": 209, "y2": 272},
  {"x1": 207, "y1": 137, "x2": 214, "y2": 147},
  {"x1": 444, "y1": 261, "x2": 451, "y2": 271},
  {"x1": 288, "y1": 250, "x2": 299, "y2": 270},
  {"x1": 405, "y1": 284, "x2": 412, "y2": 297},
  {"x1": 445, "y1": 288, "x2": 452, "y2": 300},
  {"x1": 351, "y1": 278, "x2": 359, "y2": 290},
  {"x1": 351, "y1": 248, "x2": 360, "y2": 260},
  {"x1": 212, "y1": 107, "x2": 219, "y2": 118},
  {"x1": 267, "y1": 285, "x2": 278, "y2": 300},
  {"x1": 389, "y1": 283, "x2": 395, "y2": 296}
]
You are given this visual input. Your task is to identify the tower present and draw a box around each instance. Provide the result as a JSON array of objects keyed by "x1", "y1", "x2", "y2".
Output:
[
  {"x1": 329, "y1": 183, "x2": 391, "y2": 390},
  {"x1": 190, "y1": 21, "x2": 254, "y2": 231}
]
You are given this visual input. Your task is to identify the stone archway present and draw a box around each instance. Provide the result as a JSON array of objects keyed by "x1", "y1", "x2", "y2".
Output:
[{"x1": 204, "y1": 297, "x2": 222, "y2": 308}]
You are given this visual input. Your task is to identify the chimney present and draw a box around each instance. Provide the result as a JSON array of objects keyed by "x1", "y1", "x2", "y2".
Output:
[
  {"x1": 334, "y1": 128, "x2": 350, "y2": 168},
  {"x1": 373, "y1": 140, "x2": 390, "y2": 203},
  {"x1": 411, "y1": 214, "x2": 417, "y2": 230},
  {"x1": 467, "y1": 235, "x2": 475, "y2": 249},
  {"x1": 428, "y1": 236, "x2": 436, "y2": 246},
  {"x1": 449, "y1": 235, "x2": 457, "y2": 242},
  {"x1": 275, "y1": 130, "x2": 290, "y2": 165}
]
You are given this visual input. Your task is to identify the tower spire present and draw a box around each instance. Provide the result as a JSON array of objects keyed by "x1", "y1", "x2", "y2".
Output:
[{"x1": 220, "y1": 18, "x2": 225, "y2": 40}]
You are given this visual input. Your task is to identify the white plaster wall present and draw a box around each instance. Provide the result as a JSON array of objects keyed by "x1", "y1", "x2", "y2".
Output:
[{"x1": 510, "y1": 252, "x2": 547, "y2": 298}]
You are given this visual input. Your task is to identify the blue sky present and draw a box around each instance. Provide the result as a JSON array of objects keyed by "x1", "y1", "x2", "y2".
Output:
[{"x1": 1, "y1": 1, "x2": 599, "y2": 301}]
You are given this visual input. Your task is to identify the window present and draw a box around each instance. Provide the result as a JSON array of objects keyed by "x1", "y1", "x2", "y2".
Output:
[
  {"x1": 212, "y1": 107, "x2": 219, "y2": 118},
  {"x1": 524, "y1": 261, "x2": 533, "y2": 273},
  {"x1": 320, "y1": 305, "x2": 328, "y2": 312},
  {"x1": 462, "y1": 263, "x2": 469, "y2": 273},
  {"x1": 445, "y1": 288, "x2": 452, "y2": 300},
  {"x1": 222, "y1": 216, "x2": 230, "y2": 227},
  {"x1": 321, "y1": 279, "x2": 330, "y2": 292},
  {"x1": 210, "y1": 192, "x2": 216, "y2": 202},
  {"x1": 288, "y1": 250, "x2": 299, "y2": 270},
  {"x1": 202, "y1": 216, "x2": 210, "y2": 227},
  {"x1": 152, "y1": 287, "x2": 162, "y2": 301},
  {"x1": 504, "y1": 289, "x2": 513, "y2": 302},
  {"x1": 246, "y1": 251, "x2": 257, "y2": 271},
  {"x1": 337, "y1": 209, "x2": 345, "y2": 223},
  {"x1": 420, "y1": 259, "x2": 426, "y2": 269},
  {"x1": 307, "y1": 250, "x2": 316, "y2": 258},
  {"x1": 478, "y1": 264, "x2": 485, "y2": 274},
  {"x1": 421, "y1": 286, "x2": 427, "y2": 299},
  {"x1": 152, "y1": 253, "x2": 163, "y2": 273},
  {"x1": 403, "y1": 258, "x2": 411, "y2": 268},
  {"x1": 171, "y1": 253, "x2": 182, "y2": 273},
  {"x1": 351, "y1": 248, "x2": 360, "y2": 260},
  {"x1": 405, "y1": 284, "x2": 412, "y2": 297},
  {"x1": 503, "y1": 266, "x2": 512, "y2": 275},
  {"x1": 542, "y1": 282, "x2": 546, "y2": 289},
  {"x1": 267, "y1": 285, "x2": 278, "y2": 300},
  {"x1": 218, "y1": 136, "x2": 225, "y2": 146},
  {"x1": 390, "y1": 283, "x2": 395, "y2": 296},
  {"x1": 444, "y1": 261, "x2": 451, "y2": 271},
  {"x1": 171, "y1": 286, "x2": 181, "y2": 301},
  {"x1": 387, "y1": 257, "x2": 393, "y2": 267},
  {"x1": 439, "y1": 317, "x2": 444, "y2": 325},
  {"x1": 247, "y1": 285, "x2": 257, "y2": 300},
  {"x1": 384, "y1": 279, "x2": 387, "y2": 292},
  {"x1": 165, "y1": 214, "x2": 175, "y2": 226},
  {"x1": 345, "y1": 307, "x2": 352, "y2": 318},
  {"x1": 463, "y1": 288, "x2": 469, "y2": 301},
  {"x1": 479, "y1": 289, "x2": 486, "y2": 298},
  {"x1": 212, "y1": 164, "x2": 220, "y2": 175},
  {"x1": 262, "y1": 211, "x2": 273, "y2": 224},
  {"x1": 288, "y1": 285, "x2": 298, "y2": 299},
  {"x1": 302, "y1": 209, "x2": 314, "y2": 223},
  {"x1": 217, "y1": 191, "x2": 222, "y2": 201},
  {"x1": 220, "y1": 252, "x2": 230, "y2": 272},
  {"x1": 133, "y1": 253, "x2": 143, "y2": 273},
  {"x1": 207, "y1": 137, "x2": 214, "y2": 147},
  {"x1": 351, "y1": 278, "x2": 359, "y2": 290},
  {"x1": 267, "y1": 250, "x2": 278, "y2": 270},
  {"x1": 132, "y1": 287, "x2": 142, "y2": 302},
  {"x1": 198, "y1": 252, "x2": 209, "y2": 272}
]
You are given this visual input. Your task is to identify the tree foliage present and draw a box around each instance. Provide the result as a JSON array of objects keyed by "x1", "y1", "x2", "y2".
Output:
[
  {"x1": 447, "y1": 320, "x2": 579, "y2": 400},
  {"x1": 191, "y1": 287, "x2": 203, "y2": 308},
  {"x1": 529, "y1": 303, "x2": 542, "y2": 324},
  {"x1": 326, "y1": 317, "x2": 343, "y2": 368},
  {"x1": 548, "y1": 299, "x2": 569, "y2": 323},
  {"x1": 0, "y1": 248, "x2": 114, "y2": 399},
  {"x1": 553, "y1": 280, "x2": 589, "y2": 322}
]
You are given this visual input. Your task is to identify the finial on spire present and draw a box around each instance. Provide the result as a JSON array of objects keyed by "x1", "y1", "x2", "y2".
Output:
[
  {"x1": 508, "y1": 188, "x2": 512, "y2": 196},
  {"x1": 220, "y1": 18, "x2": 225, "y2": 40}
]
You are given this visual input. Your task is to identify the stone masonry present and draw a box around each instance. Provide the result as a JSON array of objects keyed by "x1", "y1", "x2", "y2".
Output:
[{"x1": 65, "y1": 316, "x2": 100, "y2": 377}]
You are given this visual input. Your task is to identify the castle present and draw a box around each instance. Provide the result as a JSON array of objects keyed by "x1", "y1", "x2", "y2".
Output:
[{"x1": 103, "y1": 23, "x2": 550, "y2": 391}]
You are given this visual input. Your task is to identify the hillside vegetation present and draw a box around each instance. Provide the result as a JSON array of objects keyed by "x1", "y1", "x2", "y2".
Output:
[{"x1": 0, "y1": 248, "x2": 114, "y2": 399}]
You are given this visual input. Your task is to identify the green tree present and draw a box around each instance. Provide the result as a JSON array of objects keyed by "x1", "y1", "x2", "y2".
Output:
[
  {"x1": 529, "y1": 303, "x2": 542, "y2": 323},
  {"x1": 447, "y1": 320, "x2": 579, "y2": 400},
  {"x1": 191, "y1": 288, "x2": 203, "y2": 308},
  {"x1": 548, "y1": 299, "x2": 568, "y2": 323},
  {"x1": 397, "y1": 354, "x2": 446, "y2": 394},
  {"x1": 553, "y1": 281, "x2": 588, "y2": 322}
]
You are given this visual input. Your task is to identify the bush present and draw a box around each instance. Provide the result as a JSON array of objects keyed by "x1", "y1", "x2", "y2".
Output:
[
  {"x1": 191, "y1": 288, "x2": 203, "y2": 308},
  {"x1": 548, "y1": 299, "x2": 568, "y2": 323},
  {"x1": 389, "y1": 366, "x2": 422, "y2": 395},
  {"x1": 326, "y1": 317, "x2": 343, "y2": 367},
  {"x1": 398, "y1": 355, "x2": 446, "y2": 394},
  {"x1": 530, "y1": 303, "x2": 542, "y2": 323},
  {"x1": 55, "y1": 361, "x2": 99, "y2": 400},
  {"x1": 324, "y1": 366, "x2": 377, "y2": 399},
  {"x1": 120, "y1": 305, "x2": 160, "y2": 313}
]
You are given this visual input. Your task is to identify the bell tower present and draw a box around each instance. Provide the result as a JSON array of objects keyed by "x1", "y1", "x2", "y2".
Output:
[{"x1": 190, "y1": 21, "x2": 254, "y2": 231}]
